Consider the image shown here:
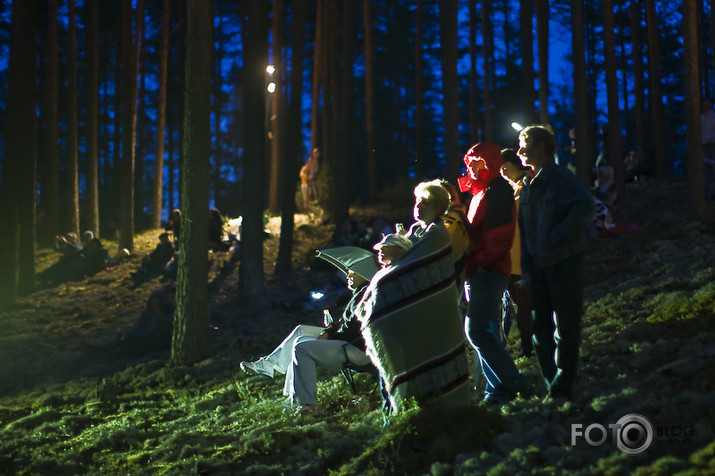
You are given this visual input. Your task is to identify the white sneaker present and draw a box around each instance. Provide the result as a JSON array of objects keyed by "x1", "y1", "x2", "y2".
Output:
[{"x1": 240, "y1": 357, "x2": 275, "y2": 378}]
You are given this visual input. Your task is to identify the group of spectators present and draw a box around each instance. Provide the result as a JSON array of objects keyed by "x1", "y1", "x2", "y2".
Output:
[
  {"x1": 241, "y1": 125, "x2": 596, "y2": 415},
  {"x1": 38, "y1": 230, "x2": 108, "y2": 287}
]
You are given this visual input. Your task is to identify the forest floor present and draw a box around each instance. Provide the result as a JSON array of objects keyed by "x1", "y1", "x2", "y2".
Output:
[{"x1": 0, "y1": 179, "x2": 714, "y2": 475}]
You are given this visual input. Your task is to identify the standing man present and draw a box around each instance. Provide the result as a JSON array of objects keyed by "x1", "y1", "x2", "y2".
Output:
[
  {"x1": 517, "y1": 125, "x2": 595, "y2": 406},
  {"x1": 459, "y1": 142, "x2": 527, "y2": 404}
]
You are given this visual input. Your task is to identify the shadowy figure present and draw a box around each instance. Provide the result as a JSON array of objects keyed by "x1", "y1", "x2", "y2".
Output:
[
  {"x1": 130, "y1": 232, "x2": 176, "y2": 288},
  {"x1": 37, "y1": 238, "x2": 108, "y2": 288},
  {"x1": 117, "y1": 285, "x2": 175, "y2": 357},
  {"x1": 165, "y1": 209, "x2": 181, "y2": 245}
]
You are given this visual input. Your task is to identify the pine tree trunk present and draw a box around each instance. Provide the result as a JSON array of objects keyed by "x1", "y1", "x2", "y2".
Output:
[
  {"x1": 340, "y1": 0, "x2": 355, "y2": 206},
  {"x1": 171, "y1": 0, "x2": 213, "y2": 365},
  {"x1": 440, "y1": 0, "x2": 459, "y2": 181},
  {"x1": 86, "y1": 0, "x2": 100, "y2": 237},
  {"x1": 415, "y1": 0, "x2": 426, "y2": 177},
  {"x1": 601, "y1": 0, "x2": 624, "y2": 196},
  {"x1": 238, "y1": 0, "x2": 269, "y2": 300},
  {"x1": 683, "y1": 0, "x2": 708, "y2": 220},
  {"x1": 134, "y1": 0, "x2": 146, "y2": 230},
  {"x1": 67, "y1": 0, "x2": 80, "y2": 237},
  {"x1": 119, "y1": 0, "x2": 137, "y2": 251},
  {"x1": 645, "y1": 0, "x2": 667, "y2": 178},
  {"x1": 536, "y1": 0, "x2": 549, "y2": 125},
  {"x1": 481, "y1": 0, "x2": 493, "y2": 141},
  {"x1": 571, "y1": 0, "x2": 593, "y2": 185},
  {"x1": 45, "y1": 0, "x2": 59, "y2": 238},
  {"x1": 276, "y1": 0, "x2": 307, "y2": 274},
  {"x1": 0, "y1": 0, "x2": 38, "y2": 308},
  {"x1": 468, "y1": 0, "x2": 480, "y2": 144},
  {"x1": 267, "y1": 0, "x2": 284, "y2": 214},
  {"x1": 363, "y1": 0, "x2": 377, "y2": 202},
  {"x1": 630, "y1": 0, "x2": 647, "y2": 172},
  {"x1": 152, "y1": 0, "x2": 170, "y2": 229},
  {"x1": 310, "y1": 1, "x2": 323, "y2": 152},
  {"x1": 520, "y1": 0, "x2": 535, "y2": 123},
  {"x1": 212, "y1": 0, "x2": 225, "y2": 210}
]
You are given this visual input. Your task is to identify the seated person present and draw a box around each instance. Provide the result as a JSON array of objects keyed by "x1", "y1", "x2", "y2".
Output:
[
  {"x1": 54, "y1": 230, "x2": 92, "y2": 254},
  {"x1": 38, "y1": 238, "x2": 108, "y2": 286},
  {"x1": 118, "y1": 285, "x2": 175, "y2": 357},
  {"x1": 165, "y1": 209, "x2": 181, "y2": 245},
  {"x1": 240, "y1": 237, "x2": 411, "y2": 414},
  {"x1": 208, "y1": 207, "x2": 227, "y2": 250},
  {"x1": 358, "y1": 180, "x2": 471, "y2": 413},
  {"x1": 138, "y1": 232, "x2": 175, "y2": 276},
  {"x1": 592, "y1": 165, "x2": 617, "y2": 209}
]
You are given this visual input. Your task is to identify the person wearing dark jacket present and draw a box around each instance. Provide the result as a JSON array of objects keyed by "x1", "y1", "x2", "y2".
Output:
[
  {"x1": 459, "y1": 141, "x2": 528, "y2": 404},
  {"x1": 240, "y1": 271, "x2": 372, "y2": 412},
  {"x1": 517, "y1": 125, "x2": 596, "y2": 406}
]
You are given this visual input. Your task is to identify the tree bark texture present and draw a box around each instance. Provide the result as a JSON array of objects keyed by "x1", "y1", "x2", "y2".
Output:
[
  {"x1": 645, "y1": 0, "x2": 667, "y2": 178},
  {"x1": 86, "y1": 0, "x2": 100, "y2": 237},
  {"x1": 0, "y1": 0, "x2": 38, "y2": 308},
  {"x1": 238, "y1": 0, "x2": 269, "y2": 300},
  {"x1": 152, "y1": 0, "x2": 170, "y2": 229},
  {"x1": 172, "y1": 0, "x2": 213, "y2": 365},
  {"x1": 571, "y1": 0, "x2": 593, "y2": 185}
]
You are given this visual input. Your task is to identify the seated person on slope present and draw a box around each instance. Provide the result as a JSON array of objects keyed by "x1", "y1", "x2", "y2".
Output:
[{"x1": 240, "y1": 234, "x2": 412, "y2": 414}]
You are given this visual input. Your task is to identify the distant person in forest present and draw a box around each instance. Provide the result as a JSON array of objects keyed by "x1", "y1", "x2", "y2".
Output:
[
  {"x1": 38, "y1": 238, "x2": 108, "y2": 286},
  {"x1": 517, "y1": 125, "x2": 595, "y2": 407},
  {"x1": 458, "y1": 142, "x2": 527, "y2": 405},
  {"x1": 208, "y1": 207, "x2": 227, "y2": 250},
  {"x1": 300, "y1": 148, "x2": 321, "y2": 208},
  {"x1": 165, "y1": 209, "x2": 181, "y2": 244},
  {"x1": 500, "y1": 148, "x2": 534, "y2": 358},
  {"x1": 131, "y1": 233, "x2": 175, "y2": 287}
]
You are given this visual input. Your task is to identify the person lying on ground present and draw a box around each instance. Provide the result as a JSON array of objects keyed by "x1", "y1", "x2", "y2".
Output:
[{"x1": 38, "y1": 238, "x2": 108, "y2": 286}]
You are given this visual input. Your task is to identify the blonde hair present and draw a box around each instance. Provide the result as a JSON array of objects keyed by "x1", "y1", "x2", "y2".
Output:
[{"x1": 414, "y1": 179, "x2": 450, "y2": 216}]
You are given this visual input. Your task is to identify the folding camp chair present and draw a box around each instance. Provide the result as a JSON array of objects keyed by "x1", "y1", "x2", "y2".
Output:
[{"x1": 340, "y1": 344, "x2": 379, "y2": 395}]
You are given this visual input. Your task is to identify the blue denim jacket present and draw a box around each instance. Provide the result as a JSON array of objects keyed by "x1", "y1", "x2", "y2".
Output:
[{"x1": 518, "y1": 162, "x2": 595, "y2": 272}]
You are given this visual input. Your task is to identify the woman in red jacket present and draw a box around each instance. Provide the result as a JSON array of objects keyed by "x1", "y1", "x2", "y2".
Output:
[{"x1": 459, "y1": 142, "x2": 528, "y2": 404}]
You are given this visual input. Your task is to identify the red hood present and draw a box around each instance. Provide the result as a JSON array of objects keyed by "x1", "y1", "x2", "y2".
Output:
[{"x1": 458, "y1": 142, "x2": 503, "y2": 195}]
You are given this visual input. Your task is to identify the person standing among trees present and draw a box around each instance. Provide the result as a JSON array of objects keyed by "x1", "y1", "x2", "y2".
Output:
[
  {"x1": 517, "y1": 125, "x2": 595, "y2": 406},
  {"x1": 499, "y1": 148, "x2": 534, "y2": 358},
  {"x1": 300, "y1": 147, "x2": 321, "y2": 208},
  {"x1": 459, "y1": 142, "x2": 527, "y2": 404}
]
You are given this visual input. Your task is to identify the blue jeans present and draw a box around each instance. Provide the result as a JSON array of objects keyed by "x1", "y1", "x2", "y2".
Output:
[{"x1": 464, "y1": 269, "x2": 525, "y2": 398}]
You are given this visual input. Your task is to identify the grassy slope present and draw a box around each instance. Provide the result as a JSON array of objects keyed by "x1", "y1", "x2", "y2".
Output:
[{"x1": 0, "y1": 183, "x2": 714, "y2": 475}]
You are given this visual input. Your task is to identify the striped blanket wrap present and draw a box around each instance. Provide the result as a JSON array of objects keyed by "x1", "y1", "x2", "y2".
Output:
[{"x1": 359, "y1": 222, "x2": 471, "y2": 411}]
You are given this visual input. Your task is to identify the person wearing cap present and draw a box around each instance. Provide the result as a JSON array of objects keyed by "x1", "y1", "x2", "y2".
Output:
[
  {"x1": 500, "y1": 148, "x2": 534, "y2": 358},
  {"x1": 460, "y1": 141, "x2": 528, "y2": 404},
  {"x1": 517, "y1": 125, "x2": 595, "y2": 406},
  {"x1": 373, "y1": 233, "x2": 413, "y2": 267}
]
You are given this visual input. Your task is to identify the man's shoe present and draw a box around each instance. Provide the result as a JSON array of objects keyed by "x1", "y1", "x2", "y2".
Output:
[{"x1": 240, "y1": 357, "x2": 275, "y2": 378}]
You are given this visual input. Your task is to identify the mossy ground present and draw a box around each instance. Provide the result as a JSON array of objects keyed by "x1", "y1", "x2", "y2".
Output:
[{"x1": 1, "y1": 181, "x2": 714, "y2": 475}]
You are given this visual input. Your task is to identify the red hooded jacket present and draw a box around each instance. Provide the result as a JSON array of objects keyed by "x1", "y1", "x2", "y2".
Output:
[{"x1": 460, "y1": 142, "x2": 516, "y2": 278}]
